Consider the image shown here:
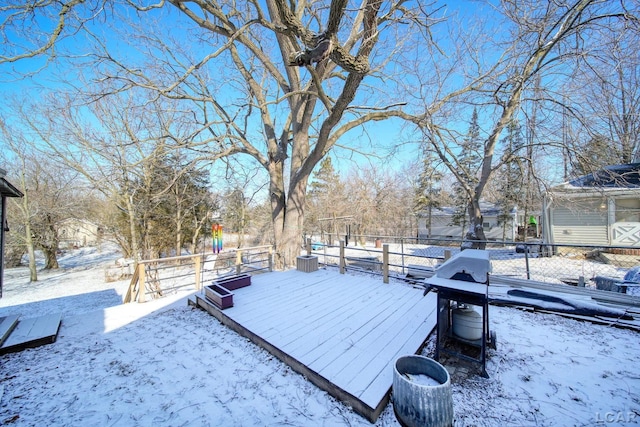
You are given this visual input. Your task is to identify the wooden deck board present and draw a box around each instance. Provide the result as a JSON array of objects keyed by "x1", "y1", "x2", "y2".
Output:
[
  {"x1": 0, "y1": 313, "x2": 62, "y2": 355},
  {"x1": 301, "y1": 286, "x2": 423, "y2": 371},
  {"x1": 315, "y1": 291, "x2": 433, "y2": 381},
  {"x1": 260, "y1": 276, "x2": 388, "y2": 345},
  {"x1": 0, "y1": 315, "x2": 20, "y2": 346},
  {"x1": 359, "y1": 310, "x2": 437, "y2": 405},
  {"x1": 283, "y1": 286, "x2": 400, "y2": 360},
  {"x1": 320, "y1": 297, "x2": 434, "y2": 396},
  {"x1": 236, "y1": 275, "x2": 368, "y2": 330},
  {"x1": 198, "y1": 268, "x2": 436, "y2": 422}
]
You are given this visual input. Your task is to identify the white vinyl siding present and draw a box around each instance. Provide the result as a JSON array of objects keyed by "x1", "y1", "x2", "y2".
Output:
[{"x1": 550, "y1": 200, "x2": 608, "y2": 245}]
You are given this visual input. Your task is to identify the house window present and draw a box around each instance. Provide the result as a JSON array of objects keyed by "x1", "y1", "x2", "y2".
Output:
[
  {"x1": 482, "y1": 222, "x2": 490, "y2": 230},
  {"x1": 615, "y1": 198, "x2": 640, "y2": 222}
]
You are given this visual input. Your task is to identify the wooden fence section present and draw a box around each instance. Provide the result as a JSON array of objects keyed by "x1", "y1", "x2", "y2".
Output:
[{"x1": 124, "y1": 245, "x2": 274, "y2": 303}]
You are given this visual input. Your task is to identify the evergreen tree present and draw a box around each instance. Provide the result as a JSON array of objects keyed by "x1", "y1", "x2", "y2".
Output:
[
  {"x1": 223, "y1": 187, "x2": 250, "y2": 247},
  {"x1": 496, "y1": 119, "x2": 525, "y2": 239},
  {"x1": 132, "y1": 149, "x2": 215, "y2": 258},
  {"x1": 414, "y1": 147, "x2": 443, "y2": 238},
  {"x1": 308, "y1": 157, "x2": 342, "y2": 197},
  {"x1": 306, "y1": 157, "x2": 346, "y2": 238},
  {"x1": 451, "y1": 108, "x2": 482, "y2": 233}
]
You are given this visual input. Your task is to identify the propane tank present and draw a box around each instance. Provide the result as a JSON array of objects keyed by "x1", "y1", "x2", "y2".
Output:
[{"x1": 452, "y1": 305, "x2": 482, "y2": 341}]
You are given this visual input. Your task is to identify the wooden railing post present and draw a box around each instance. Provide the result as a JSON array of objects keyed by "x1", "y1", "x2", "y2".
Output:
[
  {"x1": 383, "y1": 244, "x2": 389, "y2": 284},
  {"x1": 236, "y1": 249, "x2": 242, "y2": 275},
  {"x1": 339, "y1": 240, "x2": 345, "y2": 274},
  {"x1": 195, "y1": 255, "x2": 202, "y2": 290},
  {"x1": 123, "y1": 264, "x2": 140, "y2": 303},
  {"x1": 137, "y1": 263, "x2": 146, "y2": 303},
  {"x1": 306, "y1": 238, "x2": 312, "y2": 255},
  {"x1": 123, "y1": 248, "x2": 272, "y2": 304}
]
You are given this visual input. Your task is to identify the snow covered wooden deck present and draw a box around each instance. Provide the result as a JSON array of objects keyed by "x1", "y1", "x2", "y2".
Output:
[
  {"x1": 0, "y1": 313, "x2": 62, "y2": 355},
  {"x1": 193, "y1": 268, "x2": 437, "y2": 423}
]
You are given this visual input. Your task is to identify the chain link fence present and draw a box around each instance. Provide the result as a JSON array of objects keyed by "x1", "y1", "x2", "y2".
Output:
[{"x1": 307, "y1": 235, "x2": 639, "y2": 290}]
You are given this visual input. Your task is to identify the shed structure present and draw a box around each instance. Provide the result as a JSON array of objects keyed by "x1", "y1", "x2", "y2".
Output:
[{"x1": 542, "y1": 163, "x2": 640, "y2": 248}]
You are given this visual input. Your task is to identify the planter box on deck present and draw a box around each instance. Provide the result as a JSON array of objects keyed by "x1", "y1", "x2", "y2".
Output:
[
  {"x1": 204, "y1": 284, "x2": 234, "y2": 309},
  {"x1": 296, "y1": 255, "x2": 318, "y2": 273},
  {"x1": 213, "y1": 274, "x2": 251, "y2": 291}
]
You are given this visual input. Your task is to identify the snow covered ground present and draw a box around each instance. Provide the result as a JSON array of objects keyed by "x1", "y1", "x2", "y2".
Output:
[{"x1": 1, "y1": 245, "x2": 639, "y2": 426}]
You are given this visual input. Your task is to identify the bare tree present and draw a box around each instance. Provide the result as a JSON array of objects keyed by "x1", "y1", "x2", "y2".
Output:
[
  {"x1": 394, "y1": 0, "x2": 638, "y2": 248},
  {"x1": 3, "y1": 0, "x2": 637, "y2": 260},
  {"x1": 342, "y1": 166, "x2": 414, "y2": 239},
  {"x1": 15, "y1": 90, "x2": 201, "y2": 261},
  {"x1": 129, "y1": 0, "x2": 435, "y2": 266},
  {"x1": 3, "y1": 138, "x2": 39, "y2": 281},
  {"x1": 0, "y1": 0, "x2": 94, "y2": 66},
  {"x1": 0, "y1": 121, "x2": 91, "y2": 277},
  {"x1": 1, "y1": 1, "x2": 473, "y2": 263},
  {"x1": 51, "y1": 0, "x2": 444, "y2": 267},
  {"x1": 565, "y1": 23, "x2": 640, "y2": 173}
]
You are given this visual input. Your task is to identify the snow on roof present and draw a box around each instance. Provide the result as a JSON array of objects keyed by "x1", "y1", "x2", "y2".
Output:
[
  {"x1": 555, "y1": 163, "x2": 640, "y2": 191},
  {"x1": 421, "y1": 201, "x2": 515, "y2": 217}
]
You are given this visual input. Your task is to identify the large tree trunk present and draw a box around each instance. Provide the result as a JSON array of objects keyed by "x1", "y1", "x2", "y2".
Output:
[
  {"x1": 175, "y1": 205, "x2": 182, "y2": 257},
  {"x1": 43, "y1": 246, "x2": 59, "y2": 269},
  {"x1": 25, "y1": 220, "x2": 37, "y2": 282},
  {"x1": 42, "y1": 216, "x2": 59, "y2": 269},
  {"x1": 279, "y1": 203, "x2": 303, "y2": 269},
  {"x1": 462, "y1": 198, "x2": 487, "y2": 250},
  {"x1": 270, "y1": 161, "x2": 309, "y2": 269},
  {"x1": 287, "y1": 175, "x2": 309, "y2": 266},
  {"x1": 125, "y1": 195, "x2": 140, "y2": 262},
  {"x1": 269, "y1": 154, "x2": 287, "y2": 268}
]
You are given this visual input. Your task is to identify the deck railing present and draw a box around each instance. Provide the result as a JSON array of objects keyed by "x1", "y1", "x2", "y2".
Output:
[
  {"x1": 122, "y1": 236, "x2": 639, "y2": 303},
  {"x1": 124, "y1": 245, "x2": 273, "y2": 303},
  {"x1": 307, "y1": 236, "x2": 639, "y2": 289}
]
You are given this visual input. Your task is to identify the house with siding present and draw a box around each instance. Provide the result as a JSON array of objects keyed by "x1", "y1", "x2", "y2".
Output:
[
  {"x1": 58, "y1": 218, "x2": 103, "y2": 249},
  {"x1": 417, "y1": 201, "x2": 522, "y2": 241},
  {"x1": 542, "y1": 163, "x2": 640, "y2": 248}
]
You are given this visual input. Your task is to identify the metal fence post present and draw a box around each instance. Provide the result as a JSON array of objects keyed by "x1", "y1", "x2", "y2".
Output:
[
  {"x1": 383, "y1": 244, "x2": 389, "y2": 284},
  {"x1": 340, "y1": 240, "x2": 345, "y2": 274},
  {"x1": 400, "y1": 238, "x2": 405, "y2": 275},
  {"x1": 524, "y1": 246, "x2": 531, "y2": 280}
]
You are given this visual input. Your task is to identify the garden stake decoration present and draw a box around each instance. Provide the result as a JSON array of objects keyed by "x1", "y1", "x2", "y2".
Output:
[{"x1": 212, "y1": 224, "x2": 223, "y2": 254}]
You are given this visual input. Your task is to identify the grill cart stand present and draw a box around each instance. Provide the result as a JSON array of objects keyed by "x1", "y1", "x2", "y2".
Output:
[{"x1": 424, "y1": 249, "x2": 496, "y2": 378}]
